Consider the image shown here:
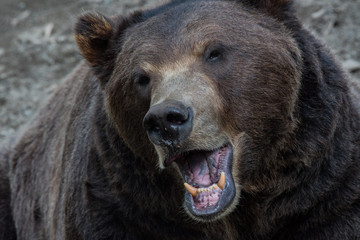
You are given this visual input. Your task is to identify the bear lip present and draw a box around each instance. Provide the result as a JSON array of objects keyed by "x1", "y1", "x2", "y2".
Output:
[{"x1": 171, "y1": 144, "x2": 236, "y2": 220}]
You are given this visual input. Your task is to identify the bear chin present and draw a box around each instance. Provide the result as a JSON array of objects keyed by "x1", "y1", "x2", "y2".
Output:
[{"x1": 169, "y1": 144, "x2": 237, "y2": 221}]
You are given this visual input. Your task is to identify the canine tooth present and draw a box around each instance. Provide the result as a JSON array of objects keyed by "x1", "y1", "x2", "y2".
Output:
[
  {"x1": 213, "y1": 184, "x2": 218, "y2": 189},
  {"x1": 218, "y1": 172, "x2": 225, "y2": 190},
  {"x1": 184, "y1": 183, "x2": 197, "y2": 197}
]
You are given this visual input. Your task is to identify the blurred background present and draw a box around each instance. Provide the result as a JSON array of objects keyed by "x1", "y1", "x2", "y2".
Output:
[{"x1": 0, "y1": 0, "x2": 359, "y2": 142}]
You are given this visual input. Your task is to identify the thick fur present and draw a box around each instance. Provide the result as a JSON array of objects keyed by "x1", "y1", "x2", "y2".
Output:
[
  {"x1": 0, "y1": 139, "x2": 17, "y2": 240},
  {"x1": 1, "y1": 0, "x2": 360, "y2": 239}
]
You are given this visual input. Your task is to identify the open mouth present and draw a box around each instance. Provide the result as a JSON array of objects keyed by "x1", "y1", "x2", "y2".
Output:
[{"x1": 168, "y1": 144, "x2": 235, "y2": 220}]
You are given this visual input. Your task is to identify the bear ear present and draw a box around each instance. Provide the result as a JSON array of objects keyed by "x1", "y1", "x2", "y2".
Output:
[
  {"x1": 74, "y1": 12, "x2": 116, "y2": 67},
  {"x1": 241, "y1": 0, "x2": 291, "y2": 18},
  {"x1": 74, "y1": 12, "x2": 142, "y2": 66},
  {"x1": 74, "y1": 11, "x2": 142, "y2": 83}
]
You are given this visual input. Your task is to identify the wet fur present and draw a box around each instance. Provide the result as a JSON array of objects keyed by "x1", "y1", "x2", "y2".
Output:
[{"x1": 0, "y1": 0, "x2": 360, "y2": 239}]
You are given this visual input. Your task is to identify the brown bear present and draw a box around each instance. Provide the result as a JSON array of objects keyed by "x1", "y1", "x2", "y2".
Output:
[{"x1": 1, "y1": 0, "x2": 360, "y2": 239}]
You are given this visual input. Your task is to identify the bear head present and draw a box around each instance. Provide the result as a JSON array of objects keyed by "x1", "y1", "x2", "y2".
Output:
[{"x1": 74, "y1": 0, "x2": 302, "y2": 222}]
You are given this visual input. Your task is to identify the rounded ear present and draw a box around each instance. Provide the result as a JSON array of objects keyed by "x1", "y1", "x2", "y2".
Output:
[
  {"x1": 74, "y1": 11, "x2": 142, "y2": 84},
  {"x1": 241, "y1": 0, "x2": 291, "y2": 18},
  {"x1": 74, "y1": 12, "x2": 115, "y2": 67}
]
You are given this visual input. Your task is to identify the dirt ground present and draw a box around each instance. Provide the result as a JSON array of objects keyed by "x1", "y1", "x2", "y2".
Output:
[{"x1": 0, "y1": 0, "x2": 359, "y2": 142}]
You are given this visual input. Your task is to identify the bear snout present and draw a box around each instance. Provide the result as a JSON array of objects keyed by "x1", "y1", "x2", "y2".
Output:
[{"x1": 143, "y1": 100, "x2": 193, "y2": 153}]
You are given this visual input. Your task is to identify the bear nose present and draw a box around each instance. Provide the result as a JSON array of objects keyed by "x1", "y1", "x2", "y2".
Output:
[{"x1": 143, "y1": 100, "x2": 193, "y2": 148}]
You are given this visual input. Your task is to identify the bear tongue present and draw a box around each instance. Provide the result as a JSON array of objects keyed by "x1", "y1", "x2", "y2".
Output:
[
  {"x1": 187, "y1": 147, "x2": 224, "y2": 186},
  {"x1": 188, "y1": 152, "x2": 213, "y2": 186}
]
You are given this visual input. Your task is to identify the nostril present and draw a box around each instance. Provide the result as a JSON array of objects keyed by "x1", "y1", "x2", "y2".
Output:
[
  {"x1": 166, "y1": 108, "x2": 189, "y2": 125},
  {"x1": 167, "y1": 113, "x2": 186, "y2": 125}
]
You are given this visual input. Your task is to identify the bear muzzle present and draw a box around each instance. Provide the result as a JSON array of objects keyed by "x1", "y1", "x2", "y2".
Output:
[{"x1": 143, "y1": 100, "x2": 237, "y2": 221}]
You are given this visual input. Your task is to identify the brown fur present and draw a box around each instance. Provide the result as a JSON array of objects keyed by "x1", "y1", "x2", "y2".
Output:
[{"x1": 1, "y1": 0, "x2": 360, "y2": 239}]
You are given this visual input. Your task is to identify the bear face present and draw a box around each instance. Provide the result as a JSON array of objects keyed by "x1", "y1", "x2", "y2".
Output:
[{"x1": 75, "y1": 0, "x2": 302, "y2": 221}]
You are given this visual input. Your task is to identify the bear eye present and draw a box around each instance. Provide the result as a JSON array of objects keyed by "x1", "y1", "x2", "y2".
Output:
[
  {"x1": 204, "y1": 45, "x2": 226, "y2": 63},
  {"x1": 207, "y1": 49, "x2": 222, "y2": 62},
  {"x1": 135, "y1": 73, "x2": 151, "y2": 86}
]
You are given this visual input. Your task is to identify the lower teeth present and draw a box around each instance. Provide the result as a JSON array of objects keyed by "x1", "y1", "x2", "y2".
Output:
[{"x1": 184, "y1": 171, "x2": 225, "y2": 197}]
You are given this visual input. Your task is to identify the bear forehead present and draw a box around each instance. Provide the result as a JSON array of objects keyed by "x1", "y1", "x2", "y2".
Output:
[{"x1": 120, "y1": 0, "x2": 290, "y2": 60}]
